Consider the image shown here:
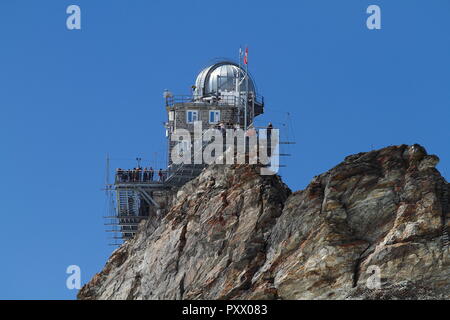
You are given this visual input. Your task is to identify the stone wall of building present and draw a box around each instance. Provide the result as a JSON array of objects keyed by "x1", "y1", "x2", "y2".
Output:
[{"x1": 166, "y1": 103, "x2": 248, "y2": 165}]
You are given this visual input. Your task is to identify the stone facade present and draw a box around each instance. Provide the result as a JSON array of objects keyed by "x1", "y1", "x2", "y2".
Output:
[
  {"x1": 166, "y1": 102, "x2": 255, "y2": 165},
  {"x1": 167, "y1": 103, "x2": 238, "y2": 131}
]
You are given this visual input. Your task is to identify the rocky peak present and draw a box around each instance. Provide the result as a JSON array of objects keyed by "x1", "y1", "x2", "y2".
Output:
[{"x1": 78, "y1": 144, "x2": 449, "y2": 300}]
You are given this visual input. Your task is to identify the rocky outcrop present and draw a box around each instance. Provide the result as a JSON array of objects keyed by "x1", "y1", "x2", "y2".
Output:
[{"x1": 78, "y1": 144, "x2": 449, "y2": 300}]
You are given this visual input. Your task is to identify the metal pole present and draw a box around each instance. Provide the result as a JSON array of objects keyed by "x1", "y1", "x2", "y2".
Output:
[
  {"x1": 238, "y1": 47, "x2": 242, "y2": 123},
  {"x1": 252, "y1": 93, "x2": 255, "y2": 124},
  {"x1": 245, "y1": 47, "x2": 249, "y2": 131},
  {"x1": 236, "y1": 48, "x2": 240, "y2": 94},
  {"x1": 106, "y1": 153, "x2": 110, "y2": 192}
]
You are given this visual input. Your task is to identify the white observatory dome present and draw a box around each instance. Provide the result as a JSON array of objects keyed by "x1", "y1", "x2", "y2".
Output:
[{"x1": 194, "y1": 61, "x2": 255, "y2": 98}]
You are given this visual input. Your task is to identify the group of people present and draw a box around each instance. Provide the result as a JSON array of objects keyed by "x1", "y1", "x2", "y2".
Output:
[
  {"x1": 211, "y1": 122, "x2": 273, "y2": 135},
  {"x1": 212, "y1": 121, "x2": 241, "y2": 136},
  {"x1": 116, "y1": 167, "x2": 166, "y2": 183},
  {"x1": 211, "y1": 121, "x2": 273, "y2": 141},
  {"x1": 210, "y1": 121, "x2": 274, "y2": 156}
]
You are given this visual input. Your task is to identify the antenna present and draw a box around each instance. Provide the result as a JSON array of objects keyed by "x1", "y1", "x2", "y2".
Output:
[
  {"x1": 244, "y1": 46, "x2": 249, "y2": 131},
  {"x1": 237, "y1": 47, "x2": 242, "y2": 124},
  {"x1": 105, "y1": 153, "x2": 110, "y2": 192}
]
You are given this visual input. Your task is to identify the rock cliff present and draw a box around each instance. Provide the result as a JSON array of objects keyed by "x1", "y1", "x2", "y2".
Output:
[{"x1": 78, "y1": 144, "x2": 449, "y2": 300}]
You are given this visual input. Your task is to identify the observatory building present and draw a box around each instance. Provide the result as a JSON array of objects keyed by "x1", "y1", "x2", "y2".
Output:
[
  {"x1": 105, "y1": 60, "x2": 267, "y2": 245},
  {"x1": 164, "y1": 61, "x2": 264, "y2": 182}
]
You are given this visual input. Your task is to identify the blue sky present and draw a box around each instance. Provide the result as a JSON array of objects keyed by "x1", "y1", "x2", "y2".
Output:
[{"x1": 0, "y1": 0, "x2": 449, "y2": 299}]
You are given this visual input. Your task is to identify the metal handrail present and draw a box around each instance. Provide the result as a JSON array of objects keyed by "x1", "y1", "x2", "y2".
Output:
[
  {"x1": 165, "y1": 135, "x2": 209, "y2": 184},
  {"x1": 115, "y1": 169, "x2": 169, "y2": 184},
  {"x1": 165, "y1": 94, "x2": 264, "y2": 108}
]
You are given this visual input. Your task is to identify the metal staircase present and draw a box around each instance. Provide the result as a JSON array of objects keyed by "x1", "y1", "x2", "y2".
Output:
[
  {"x1": 165, "y1": 163, "x2": 206, "y2": 186},
  {"x1": 104, "y1": 189, "x2": 148, "y2": 242},
  {"x1": 117, "y1": 189, "x2": 139, "y2": 216},
  {"x1": 165, "y1": 136, "x2": 209, "y2": 186}
]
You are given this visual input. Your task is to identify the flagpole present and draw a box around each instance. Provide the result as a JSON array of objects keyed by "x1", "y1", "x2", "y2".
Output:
[
  {"x1": 244, "y1": 46, "x2": 248, "y2": 131},
  {"x1": 238, "y1": 47, "x2": 241, "y2": 92},
  {"x1": 237, "y1": 47, "x2": 241, "y2": 124}
]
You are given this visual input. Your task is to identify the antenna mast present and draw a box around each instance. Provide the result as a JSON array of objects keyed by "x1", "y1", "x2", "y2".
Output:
[
  {"x1": 105, "y1": 153, "x2": 110, "y2": 192},
  {"x1": 237, "y1": 47, "x2": 242, "y2": 124},
  {"x1": 244, "y1": 46, "x2": 249, "y2": 131}
]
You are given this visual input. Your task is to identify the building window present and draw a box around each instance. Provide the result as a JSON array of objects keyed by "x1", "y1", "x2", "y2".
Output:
[
  {"x1": 186, "y1": 110, "x2": 198, "y2": 123},
  {"x1": 209, "y1": 110, "x2": 220, "y2": 124}
]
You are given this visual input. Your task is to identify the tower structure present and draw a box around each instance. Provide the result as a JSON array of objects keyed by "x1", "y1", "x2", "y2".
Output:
[
  {"x1": 164, "y1": 61, "x2": 264, "y2": 184},
  {"x1": 105, "y1": 59, "x2": 266, "y2": 245}
]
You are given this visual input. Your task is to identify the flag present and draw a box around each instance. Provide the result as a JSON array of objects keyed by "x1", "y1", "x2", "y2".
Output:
[{"x1": 243, "y1": 47, "x2": 248, "y2": 65}]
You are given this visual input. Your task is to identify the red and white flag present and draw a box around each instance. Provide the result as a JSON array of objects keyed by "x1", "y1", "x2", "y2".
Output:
[{"x1": 243, "y1": 47, "x2": 248, "y2": 65}]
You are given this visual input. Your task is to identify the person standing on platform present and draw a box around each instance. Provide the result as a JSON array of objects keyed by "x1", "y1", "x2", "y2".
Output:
[
  {"x1": 116, "y1": 168, "x2": 123, "y2": 183},
  {"x1": 149, "y1": 167, "x2": 154, "y2": 181},
  {"x1": 267, "y1": 122, "x2": 273, "y2": 157},
  {"x1": 137, "y1": 167, "x2": 142, "y2": 182},
  {"x1": 143, "y1": 168, "x2": 148, "y2": 182}
]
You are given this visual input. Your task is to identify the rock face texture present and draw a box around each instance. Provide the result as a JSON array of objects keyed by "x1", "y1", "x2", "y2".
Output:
[{"x1": 78, "y1": 145, "x2": 449, "y2": 300}]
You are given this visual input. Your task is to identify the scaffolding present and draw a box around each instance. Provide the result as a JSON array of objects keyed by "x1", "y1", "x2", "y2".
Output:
[
  {"x1": 104, "y1": 161, "x2": 207, "y2": 246},
  {"x1": 104, "y1": 123, "x2": 295, "y2": 246}
]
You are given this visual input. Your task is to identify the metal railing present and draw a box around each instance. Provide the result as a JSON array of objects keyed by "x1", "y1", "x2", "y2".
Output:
[
  {"x1": 115, "y1": 169, "x2": 169, "y2": 184},
  {"x1": 165, "y1": 135, "x2": 209, "y2": 185},
  {"x1": 165, "y1": 94, "x2": 264, "y2": 108}
]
